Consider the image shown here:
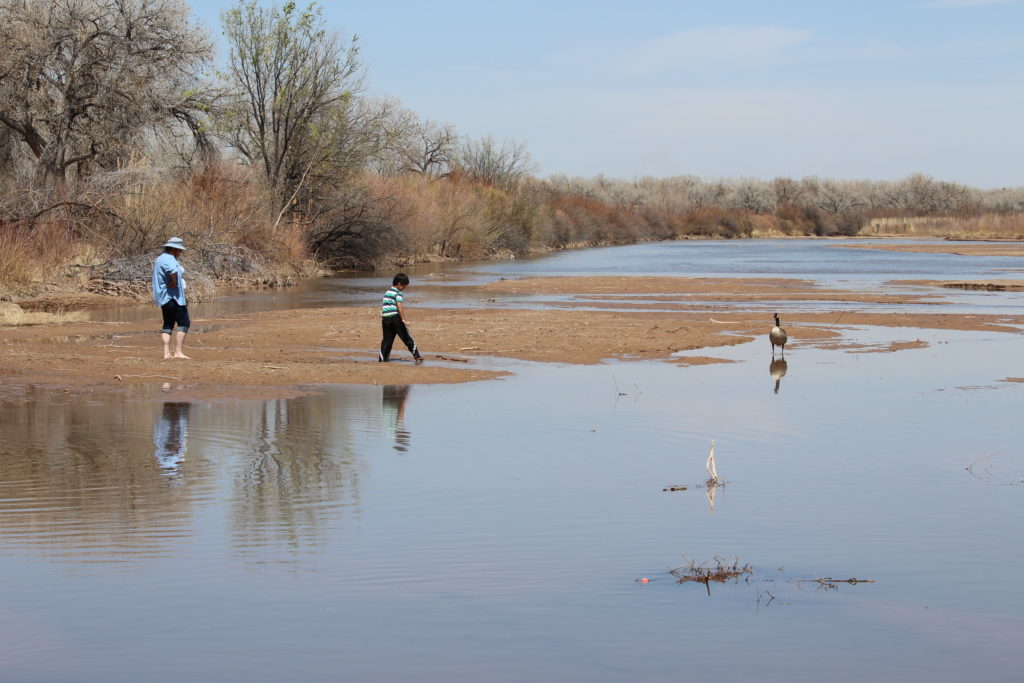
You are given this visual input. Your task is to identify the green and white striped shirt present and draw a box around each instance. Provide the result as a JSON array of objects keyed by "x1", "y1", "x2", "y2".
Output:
[{"x1": 381, "y1": 286, "x2": 402, "y2": 317}]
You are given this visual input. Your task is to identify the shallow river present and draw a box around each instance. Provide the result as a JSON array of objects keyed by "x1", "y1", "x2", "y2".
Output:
[{"x1": 2, "y1": 240, "x2": 1023, "y2": 681}]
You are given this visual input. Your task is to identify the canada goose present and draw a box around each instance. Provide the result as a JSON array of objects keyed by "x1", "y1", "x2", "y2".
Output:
[
  {"x1": 769, "y1": 358, "x2": 788, "y2": 394},
  {"x1": 769, "y1": 313, "x2": 788, "y2": 356}
]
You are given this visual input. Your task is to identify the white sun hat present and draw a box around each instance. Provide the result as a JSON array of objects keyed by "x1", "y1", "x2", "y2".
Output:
[{"x1": 162, "y1": 237, "x2": 187, "y2": 250}]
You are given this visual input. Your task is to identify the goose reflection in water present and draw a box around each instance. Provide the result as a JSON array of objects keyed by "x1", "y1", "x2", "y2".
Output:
[
  {"x1": 770, "y1": 358, "x2": 788, "y2": 395},
  {"x1": 153, "y1": 401, "x2": 190, "y2": 476},
  {"x1": 382, "y1": 385, "x2": 411, "y2": 452}
]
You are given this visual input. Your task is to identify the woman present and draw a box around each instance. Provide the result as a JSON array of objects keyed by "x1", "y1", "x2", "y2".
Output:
[{"x1": 151, "y1": 236, "x2": 190, "y2": 359}]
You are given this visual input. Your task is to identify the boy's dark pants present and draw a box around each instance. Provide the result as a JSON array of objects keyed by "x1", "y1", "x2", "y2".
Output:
[{"x1": 380, "y1": 315, "x2": 420, "y2": 361}]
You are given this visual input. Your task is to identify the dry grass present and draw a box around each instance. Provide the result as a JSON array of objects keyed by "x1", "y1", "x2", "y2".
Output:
[
  {"x1": 0, "y1": 222, "x2": 82, "y2": 293},
  {"x1": 113, "y1": 163, "x2": 313, "y2": 266},
  {"x1": 370, "y1": 174, "x2": 503, "y2": 259},
  {"x1": 1, "y1": 163, "x2": 319, "y2": 299},
  {"x1": 0, "y1": 302, "x2": 88, "y2": 326},
  {"x1": 864, "y1": 214, "x2": 1024, "y2": 239}
]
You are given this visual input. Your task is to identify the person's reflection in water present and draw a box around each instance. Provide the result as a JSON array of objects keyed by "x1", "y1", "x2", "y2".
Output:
[
  {"x1": 382, "y1": 385, "x2": 411, "y2": 452},
  {"x1": 153, "y1": 401, "x2": 191, "y2": 477},
  {"x1": 770, "y1": 358, "x2": 788, "y2": 395}
]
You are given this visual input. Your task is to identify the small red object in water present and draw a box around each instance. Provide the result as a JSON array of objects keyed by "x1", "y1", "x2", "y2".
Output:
[{"x1": 640, "y1": 578, "x2": 649, "y2": 583}]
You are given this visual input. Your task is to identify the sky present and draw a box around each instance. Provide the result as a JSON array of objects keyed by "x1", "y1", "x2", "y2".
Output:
[{"x1": 187, "y1": 0, "x2": 1024, "y2": 188}]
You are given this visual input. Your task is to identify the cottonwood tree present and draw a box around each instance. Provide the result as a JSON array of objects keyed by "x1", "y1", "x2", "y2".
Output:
[
  {"x1": 546, "y1": 174, "x2": 599, "y2": 199},
  {"x1": 807, "y1": 178, "x2": 864, "y2": 215},
  {"x1": 219, "y1": 0, "x2": 363, "y2": 208},
  {"x1": 395, "y1": 118, "x2": 456, "y2": 177},
  {"x1": 729, "y1": 178, "x2": 775, "y2": 214},
  {"x1": 371, "y1": 102, "x2": 456, "y2": 177},
  {"x1": 771, "y1": 177, "x2": 804, "y2": 206},
  {"x1": 0, "y1": 0, "x2": 212, "y2": 185},
  {"x1": 981, "y1": 186, "x2": 1024, "y2": 214},
  {"x1": 453, "y1": 135, "x2": 535, "y2": 191}
]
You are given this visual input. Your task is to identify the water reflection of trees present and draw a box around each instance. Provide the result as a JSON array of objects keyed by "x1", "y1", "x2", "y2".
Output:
[
  {"x1": 229, "y1": 395, "x2": 364, "y2": 560},
  {"x1": 0, "y1": 385, "x2": 396, "y2": 564},
  {"x1": 0, "y1": 388, "x2": 204, "y2": 561}
]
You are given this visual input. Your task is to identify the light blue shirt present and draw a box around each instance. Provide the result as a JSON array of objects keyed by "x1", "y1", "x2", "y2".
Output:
[
  {"x1": 152, "y1": 252, "x2": 186, "y2": 306},
  {"x1": 153, "y1": 404, "x2": 189, "y2": 475}
]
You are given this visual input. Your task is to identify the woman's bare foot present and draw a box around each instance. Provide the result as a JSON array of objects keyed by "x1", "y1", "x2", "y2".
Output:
[{"x1": 173, "y1": 353, "x2": 190, "y2": 359}]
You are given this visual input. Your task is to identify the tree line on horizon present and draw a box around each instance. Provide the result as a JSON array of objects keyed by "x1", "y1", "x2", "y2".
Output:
[{"x1": 1, "y1": 0, "x2": 1022, "y2": 297}]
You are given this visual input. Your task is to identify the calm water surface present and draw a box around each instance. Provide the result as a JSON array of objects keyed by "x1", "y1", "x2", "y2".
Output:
[
  {"x1": 3, "y1": 240, "x2": 1023, "y2": 681},
  {"x1": 96, "y1": 238, "x2": 1024, "y2": 322}
]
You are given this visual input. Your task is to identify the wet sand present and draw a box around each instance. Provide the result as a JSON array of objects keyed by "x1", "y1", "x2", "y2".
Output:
[
  {"x1": 836, "y1": 240, "x2": 1024, "y2": 258},
  {"x1": 891, "y1": 278, "x2": 1024, "y2": 291},
  {"x1": 2, "y1": 276, "x2": 1023, "y2": 399}
]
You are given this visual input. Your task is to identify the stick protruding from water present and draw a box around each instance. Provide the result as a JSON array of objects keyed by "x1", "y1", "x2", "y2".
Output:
[{"x1": 706, "y1": 440, "x2": 719, "y2": 485}]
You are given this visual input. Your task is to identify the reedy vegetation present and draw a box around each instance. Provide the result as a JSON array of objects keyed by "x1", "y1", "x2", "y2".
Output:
[{"x1": 1, "y1": 0, "x2": 1023, "y2": 299}]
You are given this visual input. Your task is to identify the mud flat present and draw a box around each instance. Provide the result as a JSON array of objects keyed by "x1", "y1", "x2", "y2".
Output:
[
  {"x1": 891, "y1": 278, "x2": 1024, "y2": 291},
  {"x1": 836, "y1": 241, "x2": 1024, "y2": 258},
  {"x1": 1, "y1": 276, "x2": 1023, "y2": 399}
]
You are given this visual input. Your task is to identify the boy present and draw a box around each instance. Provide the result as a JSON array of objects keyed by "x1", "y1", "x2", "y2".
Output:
[{"x1": 379, "y1": 273, "x2": 422, "y2": 362}]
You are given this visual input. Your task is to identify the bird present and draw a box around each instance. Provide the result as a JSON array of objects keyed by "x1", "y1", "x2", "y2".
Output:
[
  {"x1": 769, "y1": 358, "x2": 788, "y2": 394},
  {"x1": 769, "y1": 313, "x2": 788, "y2": 356}
]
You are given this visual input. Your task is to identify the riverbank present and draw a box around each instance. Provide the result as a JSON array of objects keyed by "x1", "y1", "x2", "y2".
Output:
[
  {"x1": 5, "y1": 235, "x2": 1022, "y2": 319},
  {"x1": 834, "y1": 240, "x2": 1024, "y2": 258},
  {"x1": 3, "y1": 275, "x2": 1023, "y2": 400}
]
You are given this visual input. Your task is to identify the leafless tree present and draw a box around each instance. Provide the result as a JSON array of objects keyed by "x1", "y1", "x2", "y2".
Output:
[
  {"x1": 0, "y1": 0, "x2": 212, "y2": 185},
  {"x1": 808, "y1": 178, "x2": 865, "y2": 215},
  {"x1": 545, "y1": 174, "x2": 598, "y2": 199},
  {"x1": 453, "y1": 135, "x2": 535, "y2": 191},
  {"x1": 980, "y1": 186, "x2": 1024, "y2": 214},
  {"x1": 771, "y1": 177, "x2": 804, "y2": 206},
  {"x1": 689, "y1": 178, "x2": 729, "y2": 208},
  {"x1": 372, "y1": 103, "x2": 456, "y2": 177},
  {"x1": 402, "y1": 119, "x2": 456, "y2": 176},
  {"x1": 729, "y1": 178, "x2": 775, "y2": 213}
]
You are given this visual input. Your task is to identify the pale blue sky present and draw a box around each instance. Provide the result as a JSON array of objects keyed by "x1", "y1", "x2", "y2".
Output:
[{"x1": 188, "y1": 0, "x2": 1024, "y2": 187}]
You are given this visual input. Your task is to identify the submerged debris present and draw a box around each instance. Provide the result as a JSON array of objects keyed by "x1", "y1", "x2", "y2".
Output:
[
  {"x1": 705, "y1": 440, "x2": 721, "y2": 487},
  {"x1": 642, "y1": 557, "x2": 876, "y2": 602},
  {"x1": 670, "y1": 556, "x2": 752, "y2": 587},
  {"x1": 663, "y1": 440, "x2": 726, "y2": 497},
  {"x1": 803, "y1": 577, "x2": 876, "y2": 586}
]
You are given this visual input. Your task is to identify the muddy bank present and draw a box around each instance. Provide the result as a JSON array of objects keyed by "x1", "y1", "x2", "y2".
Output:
[
  {"x1": 481, "y1": 275, "x2": 942, "y2": 305},
  {"x1": 835, "y1": 241, "x2": 1024, "y2": 258},
  {"x1": 3, "y1": 275, "x2": 1024, "y2": 399},
  {"x1": 891, "y1": 278, "x2": 1024, "y2": 291}
]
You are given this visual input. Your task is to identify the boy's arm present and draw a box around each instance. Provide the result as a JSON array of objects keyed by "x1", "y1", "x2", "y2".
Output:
[{"x1": 397, "y1": 300, "x2": 408, "y2": 323}]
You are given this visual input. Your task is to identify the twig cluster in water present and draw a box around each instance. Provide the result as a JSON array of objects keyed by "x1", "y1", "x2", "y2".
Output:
[
  {"x1": 644, "y1": 555, "x2": 876, "y2": 606},
  {"x1": 670, "y1": 556, "x2": 752, "y2": 586}
]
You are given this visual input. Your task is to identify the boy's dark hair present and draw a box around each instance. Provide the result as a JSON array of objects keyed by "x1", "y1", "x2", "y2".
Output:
[{"x1": 393, "y1": 273, "x2": 410, "y2": 286}]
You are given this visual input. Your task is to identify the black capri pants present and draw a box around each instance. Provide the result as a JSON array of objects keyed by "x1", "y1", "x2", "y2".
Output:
[{"x1": 160, "y1": 300, "x2": 190, "y2": 334}]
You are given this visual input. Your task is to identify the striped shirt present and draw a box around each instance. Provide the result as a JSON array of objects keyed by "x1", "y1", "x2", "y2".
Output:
[{"x1": 381, "y1": 286, "x2": 402, "y2": 317}]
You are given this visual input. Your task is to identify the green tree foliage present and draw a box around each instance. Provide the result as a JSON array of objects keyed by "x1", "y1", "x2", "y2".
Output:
[{"x1": 219, "y1": 0, "x2": 365, "y2": 208}]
